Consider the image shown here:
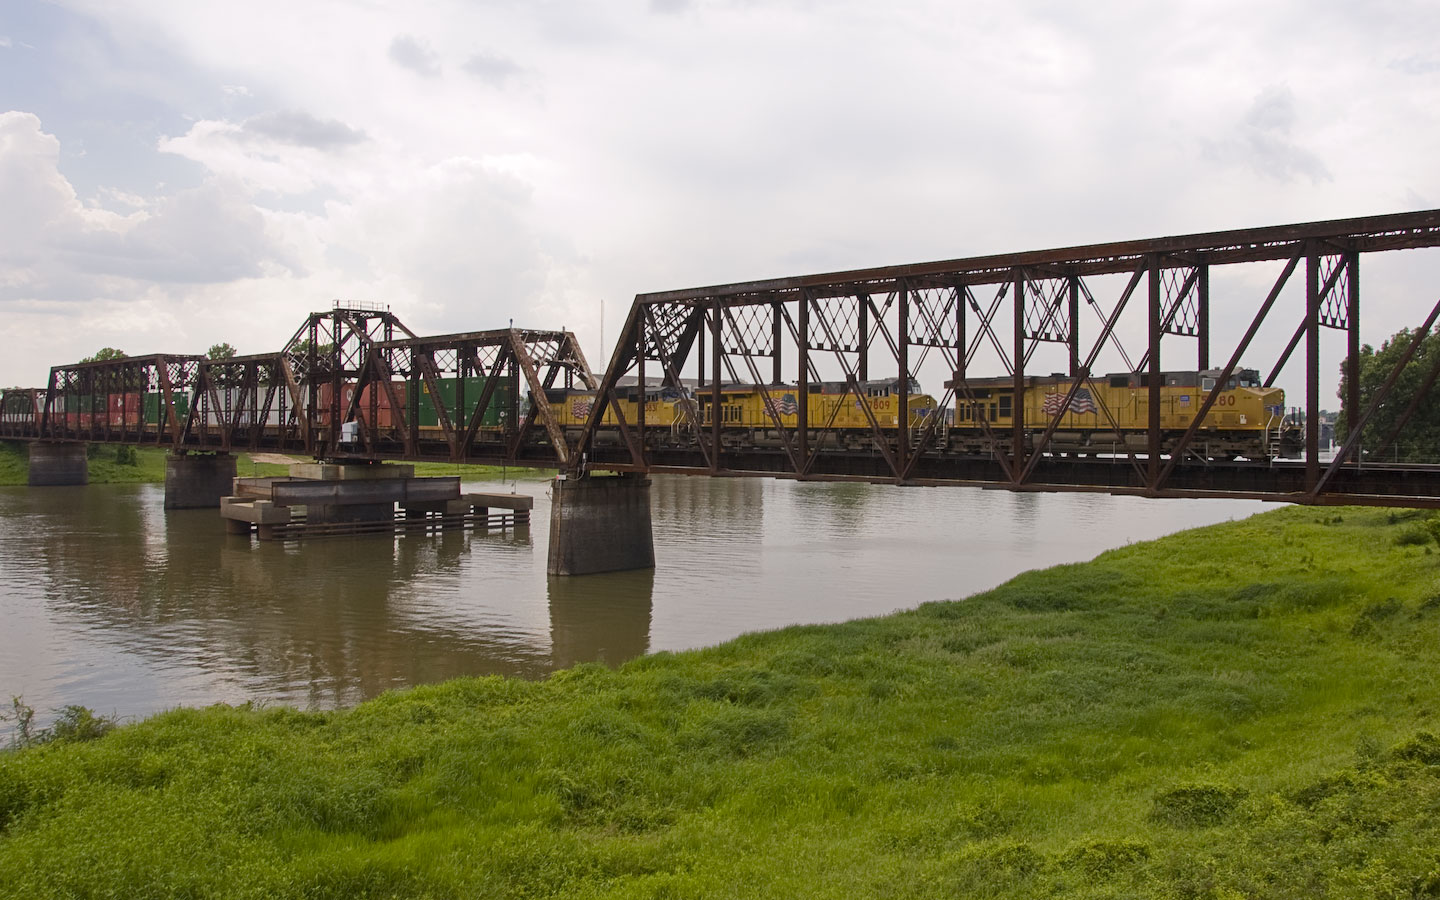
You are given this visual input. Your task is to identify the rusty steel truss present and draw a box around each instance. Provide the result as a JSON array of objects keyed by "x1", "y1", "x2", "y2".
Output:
[
  {"x1": 8, "y1": 211, "x2": 1440, "y2": 506},
  {"x1": 334, "y1": 327, "x2": 595, "y2": 465},
  {"x1": 0, "y1": 305, "x2": 595, "y2": 469},
  {"x1": 575, "y1": 209, "x2": 1440, "y2": 506}
]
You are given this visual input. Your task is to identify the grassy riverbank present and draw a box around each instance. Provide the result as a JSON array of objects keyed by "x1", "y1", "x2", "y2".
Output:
[
  {"x1": 5, "y1": 506, "x2": 1440, "y2": 897},
  {"x1": 0, "y1": 441, "x2": 552, "y2": 486}
]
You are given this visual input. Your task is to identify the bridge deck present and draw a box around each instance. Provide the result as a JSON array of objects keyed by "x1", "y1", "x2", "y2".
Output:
[{"x1": 5, "y1": 210, "x2": 1440, "y2": 508}]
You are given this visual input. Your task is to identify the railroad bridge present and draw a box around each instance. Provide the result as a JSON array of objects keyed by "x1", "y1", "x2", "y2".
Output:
[{"x1": 6, "y1": 209, "x2": 1440, "y2": 573}]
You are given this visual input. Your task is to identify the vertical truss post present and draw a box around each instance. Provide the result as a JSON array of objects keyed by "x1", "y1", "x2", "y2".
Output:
[
  {"x1": 507, "y1": 355, "x2": 520, "y2": 439},
  {"x1": 1011, "y1": 270, "x2": 1025, "y2": 480},
  {"x1": 408, "y1": 352, "x2": 420, "y2": 454},
  {"x1": 859, "y1": 294, "x2": 869, "y2": 381},
  {"x1": 636, "y1": 310, "x2": 646, "y2": 463},
  {"x1": 1197, "y1": 263, "x2": 1210, "y2": 370},
  {"x1": 898, "y1": 280, "x2": 909, "y2": 479},
  {"x1": 1147, "y1": 255, "x2": 1162, "y2": 485},
  {"x1": 456, "y1": 354, "x2": 466, "y2": 442},
  {"x1": 1067, "y1": 275, "x2": 1080, "y2": 377},
  {"x1": 1346, "y1": 249, "x2": 1361, "y2": 425},
  {"x1": 331, "y1": 314, "x2": 344, "y2": 457},
  {"x1": 798, "y1": 290, "x2": 810, "y2": 469},
  {"x1": 697, "y1": 306, "x2": 705, "y2": 387},
  {"x1": 771, "y1": 300, "x2": 783, "y2": 385},
  {"x1": 955, "y1": 283, "x2": 966, "y2": 382},
  {"x1": 40, "y1": 370, "x2": 56, "y2": 438},
  {"x1": 710, "y1": 301, "x2": 721, "y2": 472},
  {"x1": 1306, "y1": 242, "x2": 1321, "y2": 488}
]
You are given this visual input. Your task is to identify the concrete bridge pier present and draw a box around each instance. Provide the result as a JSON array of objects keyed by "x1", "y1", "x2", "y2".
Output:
[
  {"x1": 27, "y1": 442, "x2": 88, "y2": 486},
  {"x1": 165, "y1": 452, "x2": 237, "y2": 509},
  {"x1": 547, "y1": 473, "x2": 655, "y2": 576}
]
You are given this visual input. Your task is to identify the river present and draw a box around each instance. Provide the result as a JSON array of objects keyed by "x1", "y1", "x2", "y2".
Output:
[{"x1": 0, "y1": 476, "x2": 1270, "y2": 732}]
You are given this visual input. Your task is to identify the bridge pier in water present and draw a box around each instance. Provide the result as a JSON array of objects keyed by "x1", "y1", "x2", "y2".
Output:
[
  {"x1": 27, "y1": 442, "x2": 88, "y2": 486},
  {"x1": 164, "y1": 452, "x2": 237, "y2": 509},
  {"x1": 221, "y1": 462, "x2": 533, "y2": 540},
  {"x1": 547, "y1": 474, "x2": 655, "y2": 576}
]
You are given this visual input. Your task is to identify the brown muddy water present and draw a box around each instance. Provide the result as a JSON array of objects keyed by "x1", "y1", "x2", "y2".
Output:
[{"x1": 0, "y1": 475, "x2": 1269, "y2": 732}]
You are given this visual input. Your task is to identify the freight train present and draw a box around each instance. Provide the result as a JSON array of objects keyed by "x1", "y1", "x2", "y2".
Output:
[
  {"x1": 21, "y1": 391, "x2": 191, "y2": 431},
  {"x1": 18, "y1": 367, "x2": 1299, "y2": 461},
  {"x1": 545, "y1": 378, "x2": 939, "y2": 450},
  {"x1": 947, "y1": 367, "x2": 1300, "y2": 460}
]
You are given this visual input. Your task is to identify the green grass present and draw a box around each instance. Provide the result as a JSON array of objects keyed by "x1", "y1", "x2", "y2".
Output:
[
  {"x1": 0, "y1": 442, "x2": 26, "y2": 484},
  {"x1": 0, "y1": 442, "x2": 553, "y2": 486},
  {"x1": 410, "y1": 460, "x2": 554, "y2": 481},
  {"x1": 5, "y1": 506, "x2": 1440, "y2": 897}
]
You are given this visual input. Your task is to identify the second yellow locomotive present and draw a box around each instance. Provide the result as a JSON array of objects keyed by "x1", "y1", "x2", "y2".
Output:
[{"x1": 947, "y1": 367, "x2": 1298, "y2": 460}]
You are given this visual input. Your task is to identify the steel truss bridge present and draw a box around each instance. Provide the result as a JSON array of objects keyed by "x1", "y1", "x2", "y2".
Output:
[
  {"x1": 0, "y1": 306, "x2": 598, "y2": 469},
  {"x1": 5, "y1": 210, "x2": 1440, "y2": 507}
]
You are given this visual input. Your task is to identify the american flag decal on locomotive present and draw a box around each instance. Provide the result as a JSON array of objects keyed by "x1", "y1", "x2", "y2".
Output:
[
  {"x1": 1041, "y1": 388, "x2": 1098, "y2": 416},
  {"x1": 572, "y1": 398, "x2": 594, "y2": 420},
  {"x1": 764, "y1": 393, "x2": 799, "y2": 417}
]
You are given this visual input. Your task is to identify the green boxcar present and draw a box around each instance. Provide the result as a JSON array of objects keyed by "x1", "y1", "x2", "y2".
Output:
[
  {"x1": 141, "y1": 391, "x2": 190, "y2": 426},
  {"x1": 408, "y1": 376, "x2": 514, "y2": 429}
]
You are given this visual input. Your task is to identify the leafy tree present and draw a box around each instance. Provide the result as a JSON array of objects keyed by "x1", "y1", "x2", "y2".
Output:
[
  {"x1": 80, "y1": 348, "x2": 127, "y2": 363},
  {"x1": 78, "y1": 348, "x2": 141, "y2": 391},
  {"x1": 288, "y1": 339, "x2": 338, "y2": 375},
  {"x1": 1337, "y1": 326, "x2": 1440, "y2": 461},
  {"x1": 206, "y1": 342, "x2": 242, "y2": 387}
]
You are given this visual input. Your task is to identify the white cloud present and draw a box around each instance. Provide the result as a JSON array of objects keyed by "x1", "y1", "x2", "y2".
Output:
[
  {"x1": 0, "y1": 112, "x2": 305, "y2": 377},
  {"x1": 461, "y1": 52, "x2": 523, "y2": 87},
  {"x1": 0, "y1": 36, "x2": 12, "y2": 49},
  {"x1": 159, "y1": 115, "x2": 366, "y2": 195},
  {"x1": 1202, "y1": 86, "x2": 1331, "y2": 183},
  {"x1": 3, "y1": 0, "x2": 1440, "y2": 394},
  {"x1": 238, "y1": 110, "x2": 367, "y2": 150},
  {"x1": 388, "y1": 34, "x2": 441, "y2": 78}
]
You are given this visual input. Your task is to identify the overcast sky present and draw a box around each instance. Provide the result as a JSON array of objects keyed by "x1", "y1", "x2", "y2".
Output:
[{"x1": 3, "y1": 0, "x2": 1439, "y2": 403}]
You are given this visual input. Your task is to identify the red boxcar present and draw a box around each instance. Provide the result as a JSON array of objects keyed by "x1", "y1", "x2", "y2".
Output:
[
  {"x1": 318, "y1": 383, "x2": 395, "y2": 430},
  {"x1": 107, "y1": 392, "x2": 141, "y2": 427}
]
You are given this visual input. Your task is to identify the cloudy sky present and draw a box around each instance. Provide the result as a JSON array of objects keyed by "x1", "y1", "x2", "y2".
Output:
[{"x1": 2, "y1": 0, "x2": 1438, "y2": 400}]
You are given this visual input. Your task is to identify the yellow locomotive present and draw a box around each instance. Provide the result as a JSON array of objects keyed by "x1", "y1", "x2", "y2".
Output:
[
  {"x1": 545, "y1": 384, "x2": 690, "y2": 435},
  {"x1": 547, "y1": 379, "x2": 939, "y2": 450},
  {"x1": 946, "y1": 368, "x2": 1299, "y2": 460}
]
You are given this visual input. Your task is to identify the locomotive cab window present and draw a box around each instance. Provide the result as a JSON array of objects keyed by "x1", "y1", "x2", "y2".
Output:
[
  {"x1": 998, "y1": 394, "x2": 1012, "y2": 419},
  {"x1": 1201, "y1": 377, "x2": 1216, "y2": 391}
]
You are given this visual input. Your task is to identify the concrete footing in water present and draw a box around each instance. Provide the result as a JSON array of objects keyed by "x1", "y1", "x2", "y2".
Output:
[
  {"x1": 547, "y1": 473, "x2": 655, "y2": 576},
  {"x1": 27, "y1": 442, "x2": 88, "y2": 486},
  {"x1": 221, "y1": 461, "x2": 532, "y2": 541},
  {"x1": 164, "y1": 452, "x2": 237, "y2": 509}
]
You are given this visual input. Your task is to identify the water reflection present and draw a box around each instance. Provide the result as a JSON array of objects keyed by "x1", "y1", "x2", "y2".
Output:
[
  {"x1": 0, "y1": 476, "x2": 1271, "y2": 731},
  {"x1": 548, "y1": 568, "x2": 653, "y2": 668}
]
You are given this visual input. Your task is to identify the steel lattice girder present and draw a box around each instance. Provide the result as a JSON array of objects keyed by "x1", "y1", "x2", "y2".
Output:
[
  {"x1": 346, "y1": 328, "x2": 597, "y2": 466},
  {"x1": 577, "y1": 209, "x2": 1440, "y2": 507}
]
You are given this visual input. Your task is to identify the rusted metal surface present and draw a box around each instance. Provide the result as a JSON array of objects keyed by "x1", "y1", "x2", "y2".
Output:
[
  {"x1": 0, "y1": 311, "x2": 593, "y2": 472},
  {"x1": 340, "y1": 326, "x2": 595, "y2": 467},
  {"x1": 571, "y1": 209, "x2": 1440, "y2": 507},
  {"x1": 7, "y1": 210, "x2": 1440, "y2": 508}
]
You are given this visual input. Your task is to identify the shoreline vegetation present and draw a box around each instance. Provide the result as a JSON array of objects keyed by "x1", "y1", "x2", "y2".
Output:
[
  {"x1": 3, "y1": 508, "x2": 1440, "y2": 894},
  {"x1": 0, "y1": 441, "x2": 554, "y2": 486}
]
